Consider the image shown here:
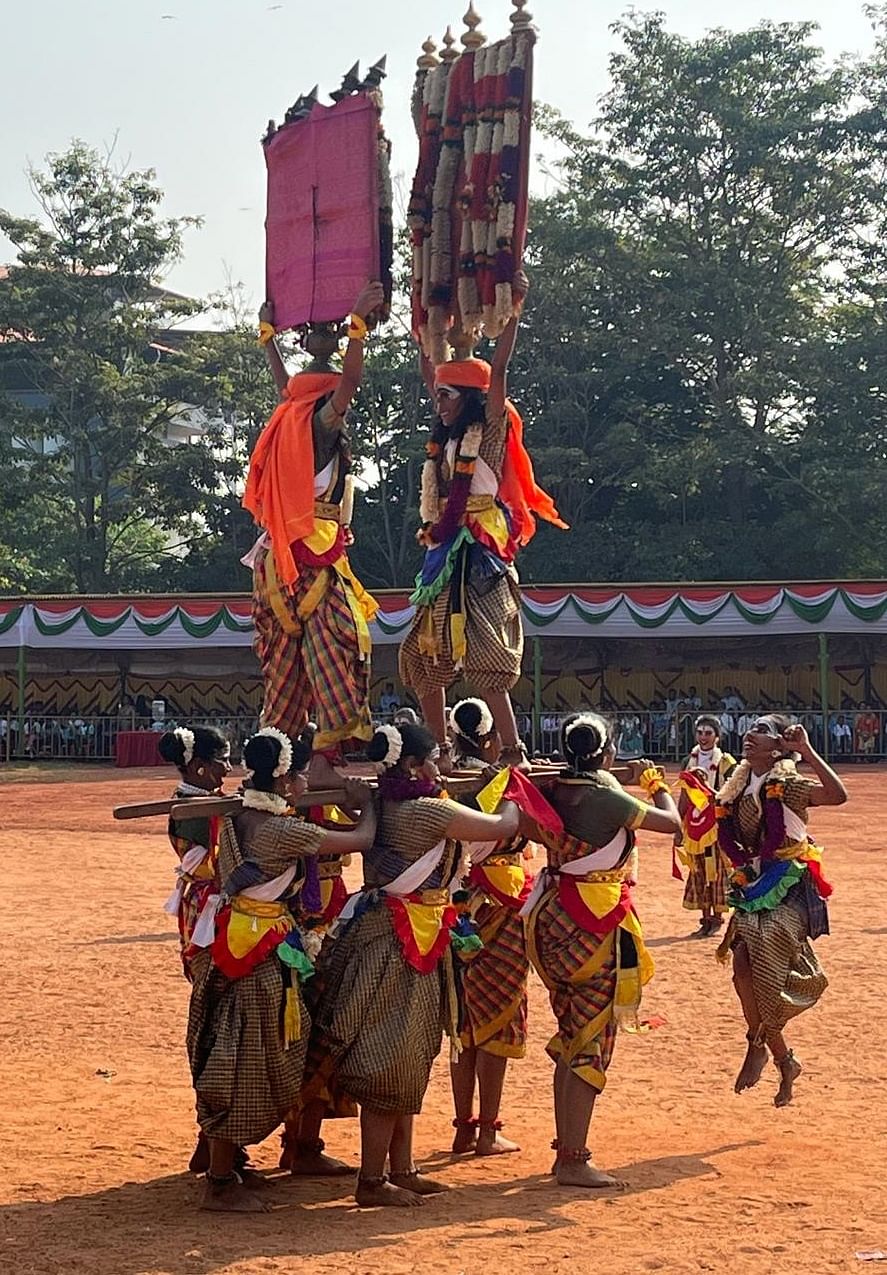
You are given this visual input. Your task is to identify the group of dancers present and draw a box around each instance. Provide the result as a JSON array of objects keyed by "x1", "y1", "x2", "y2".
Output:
[{"x1": 154, "y1": 278, "x2": 847, "y2": 1212}]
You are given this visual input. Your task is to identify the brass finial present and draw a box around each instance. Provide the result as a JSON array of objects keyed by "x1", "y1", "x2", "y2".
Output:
[
  {"x1": 461, "y1": 2, "x2": 486, "y2": 49},
  {"x1": 440, "y1": 26, "x2": 459, "y2": 62},
  {"x1": 510, "y1": 0, "x2": 533, "y2": 31},
  {"x1": 417, "y1": 35, "x2": 439, "y2": 70}
]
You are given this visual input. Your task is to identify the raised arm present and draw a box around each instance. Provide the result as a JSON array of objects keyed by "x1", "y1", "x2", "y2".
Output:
[
  {"x1": 630, "y1": 759, "x2": 682, "y2": 836},
  {"x1": 259, "y1": 300, "x2": 289, "y2": 397},
  {"x1": 329, "y1": 280, "x2": 385, "y2": 418},
  {"x1": 488, "y1": 270, "x2": 528, "y2": 421},
  {"x1": 782, "y1": 724, "x2": 848, "y2": 807}
]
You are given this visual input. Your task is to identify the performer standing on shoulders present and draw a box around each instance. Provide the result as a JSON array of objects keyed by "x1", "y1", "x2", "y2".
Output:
[
  {"x1": 674, "y1": 715, "x2": 736, "y2": 937},
  {"x1": 399, "y1": 273, "x2": 567, "y2": 771},
  {"x1": 244, "y1": 281, "x2": 384, "y2": 788},
  {"x1": 523, "y1": 714, "x2": 680, "y2": 1189},
  {"x1": 717, "y1": 716, "x2": 846, "y2": 1107}
]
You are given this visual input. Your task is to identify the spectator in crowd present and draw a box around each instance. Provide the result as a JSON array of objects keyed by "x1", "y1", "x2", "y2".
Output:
[
  {"x1": 684, "y1": 685, "x2": 702, "y2": 711},
  {"x1": 718, "y1": 707, "x2": 736, "y2": 754},
  {"x1": 855, "y1": 703, "x2": 880, "y2": 761},
  {"x1": 721, "y1": 686, "x2": 745, "y2": 714},
  {"x1": 378, "y1": 682, "x2": 401, "y2": 718},
  {"x1": 649, "y1": 700, "x2": 670, "y2": 757},
  {"x1": 830, "y1": 713, "x2": 853, "y2": 755},
  {"x1": 737, "y1": 705, "x2": 757, "y2": 740},
  {"x1": 617, "y1": 708, "x2": 644, "y2": 759}
]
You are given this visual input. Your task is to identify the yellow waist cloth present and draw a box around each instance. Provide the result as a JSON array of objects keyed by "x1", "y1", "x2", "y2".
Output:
[
  {"x1": 226, "y1": 896, "x2": 292, "y2": 961},
  {"x1": 230, "y1": 897, "x2": 290, "y2": 919},
  {"x1": 399, "y1": 899, "x2": 449, "y2": 958},
  {"x1": 314, "y1": 500, "x2": 341, "y2": 523},
  {"x1": 478, "y1": 862, "x2": 526, "y2": 899}
]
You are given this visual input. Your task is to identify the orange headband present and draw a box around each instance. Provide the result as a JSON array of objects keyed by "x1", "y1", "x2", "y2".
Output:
[{"x1": 433, "y1": 357, "x2": 492, "y2": 393}]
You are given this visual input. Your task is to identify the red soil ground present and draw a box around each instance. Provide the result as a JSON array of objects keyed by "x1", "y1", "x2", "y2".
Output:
[{"x1": 2, "y1": 763, "x2": 886, "y2": 1275}]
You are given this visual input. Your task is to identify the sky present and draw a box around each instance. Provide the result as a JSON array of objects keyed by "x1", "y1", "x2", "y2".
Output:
[{"x1": 0, "y1": 0, "x2": 879, "y2": 310}]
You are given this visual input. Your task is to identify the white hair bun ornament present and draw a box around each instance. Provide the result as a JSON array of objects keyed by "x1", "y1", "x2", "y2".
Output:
[
  {"x1": 374, "y1": 724, "x2": 403, "y2": 771},
  {"x1": 252, "y1": 726, "x2": 294, "y2": 778},
  {"x1": 563, "y1": 714, "x2": 605, "y2": 753},
  {"x1": 173, "y1": 727, "x2": 195, "y2": 767},
  {"x1": 453, "y1": 697, "x2": 494, "y2": 738}
]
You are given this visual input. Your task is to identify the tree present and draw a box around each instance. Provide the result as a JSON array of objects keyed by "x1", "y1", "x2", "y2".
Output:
[
  {"x1": 513, "y1": 15, "x2": 887, "y2": 581},
  {"x1": 0, "y1": 142, "x2": 228, "y2": 592}
]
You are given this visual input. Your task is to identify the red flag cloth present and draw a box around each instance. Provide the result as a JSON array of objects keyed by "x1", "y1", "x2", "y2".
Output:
[
  {"x1": 242, "y1": 372, "x2": 340, "y2": 588},
  {"x1": 502, "y1": 768, "x2": 564, "y2": 836},
  {"x1": 265, "y1": 94, "x2": 380, "y2": 329}
]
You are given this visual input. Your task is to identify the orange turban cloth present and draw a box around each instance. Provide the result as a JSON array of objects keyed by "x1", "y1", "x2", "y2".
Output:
[
  {"x1": 243, "y1": 371, "x2": 340, "y2": 588},
  {"x1": 433, "y1": 359, "x2": 568, "y2": 546},
  {"x1": 434, "y1": 358, "x2": 492, "y2": 392}
]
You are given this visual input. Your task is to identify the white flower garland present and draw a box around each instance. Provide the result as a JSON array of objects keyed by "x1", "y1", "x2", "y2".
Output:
[
  {"x1": 373, "y1": 724, "x2": 403, "y2": 771},
  {"x1": 452, "y1": 697, "x2": 494, "y2": 739},
  {"x1": 419, "y1": 421, "x2": 485, "y2": 532},
  {"x1": 246, "y1": 726, "x2": 293, "y2": 779},
  {"x1": 174, "y1": 726, "x2": 195, "y2": 767},
  {"x1": 716, "y1": 756, "x2": 795, "y2": 806},
  {"x1": 242, "y1": 789, "x2": 289, "y2": 815}
]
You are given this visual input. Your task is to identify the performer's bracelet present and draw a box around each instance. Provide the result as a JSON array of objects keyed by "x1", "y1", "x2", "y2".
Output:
[
  {"x1": 347, "y1": 313, "x2": 369, "y2": 342},
  {"x1": 258, "y1": 321, "x2": 276, "y2": 346}
]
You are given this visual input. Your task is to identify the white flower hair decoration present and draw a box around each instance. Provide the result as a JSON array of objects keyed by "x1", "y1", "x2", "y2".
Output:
[
  {"x1": 563, "y1": 713, "x2": 606, "y2": 755},
  {"x1": 453, "y1": 697, "x2": 494, "y2": 739},
  {"x1": 374, "y1": 724, "x2": 403, "y2": 771},
  {"x1": 249, "y1": 726, "x2": 293, "y2": 778},
  {"x1": 173, "y1": 727, "x2": 195, "y2": 767}
]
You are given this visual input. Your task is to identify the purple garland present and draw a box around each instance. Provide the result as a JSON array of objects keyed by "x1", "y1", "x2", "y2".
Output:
[
  {"x1": 377, "y1": 772, "x2": 441, "y2": 803},
  {"x1": 717, "y1": 784, "x2": 788, "y2": 864}
]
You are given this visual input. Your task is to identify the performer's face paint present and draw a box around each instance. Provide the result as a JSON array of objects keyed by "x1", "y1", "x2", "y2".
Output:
[
  {"x1": 696, "y1": 724, "x2": 718, "y2": 748},
  {"x1": 743, "y1": 717, "x2": 781, "y2": 768},
  {"x1": 434, "y1": 384, "x2": 463, "y2": 428}
]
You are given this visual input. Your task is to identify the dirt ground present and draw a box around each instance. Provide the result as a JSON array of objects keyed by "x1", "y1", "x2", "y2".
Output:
[{"x1": 2, "y1": 763, "x2": 886, "y2": 1275}]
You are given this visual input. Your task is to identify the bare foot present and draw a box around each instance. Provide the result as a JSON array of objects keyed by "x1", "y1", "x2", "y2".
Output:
[
  {"x1": 389, "y1": 1170, "x2": 450, "y2": 1195},
  {"x1": 774, "y1": 1053, "x2": 802, "y2": 1107},
  {"x1": 290, "y1": 1149, "x2": 353, "y2": 1177},
  {"x1": 200, "y1": 1176, "x2": 269, "y2": 1213},
  {"x1": 476, "y1": 1131, "x2": 520, "y2": 1156},
  {"x1": 451, "y1": 1126, "x2": 478, "y2": 1155},
  {"x1": 734, "y1": 1041, "x2": 768, "y2": 1093},
  {"x1": 692, "y1": 917, "x2": 710, "y2": 938},
  {"x1": 555, "y1": 1160, "x2": 626, "y2": 1189},
  {"x1": 355, "y1": 1178, "x2": 425, "y2": 1208},
  {"x1": 188, "y1": 1133, "x2": 209, "y2": 1174},
  {"x1": 708, "y1": 915, "x2": 725, "y2": 935}
]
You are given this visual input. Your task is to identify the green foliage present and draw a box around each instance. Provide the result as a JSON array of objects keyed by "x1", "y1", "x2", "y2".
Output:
[
  {"x1": 0, "y1": 142, "x2": 244, "y2": 593},
  {"x1": 509, "y1": 12, "x2": 887, "y2": 581}
]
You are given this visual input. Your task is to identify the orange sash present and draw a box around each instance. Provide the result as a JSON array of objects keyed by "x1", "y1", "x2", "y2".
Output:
[{"x1": 243, "y1": 371, "x2": 340, "y2": 588}]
